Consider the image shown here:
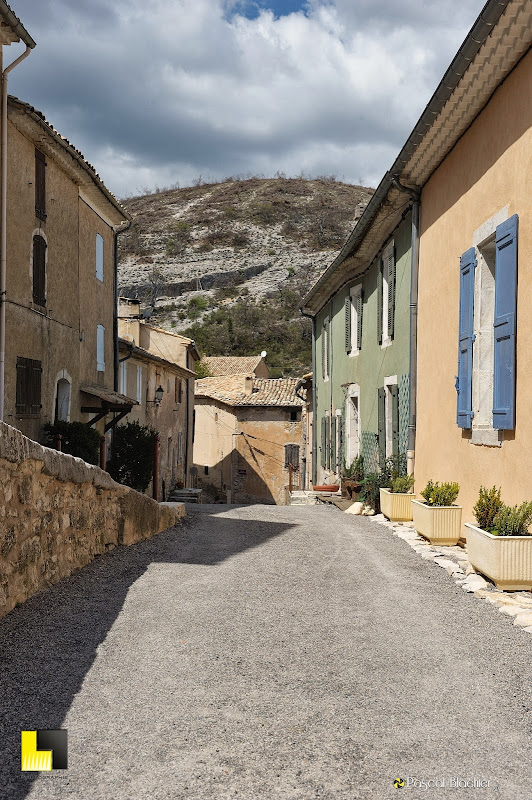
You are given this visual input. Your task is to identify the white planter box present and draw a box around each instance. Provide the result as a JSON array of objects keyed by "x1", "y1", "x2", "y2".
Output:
[
  {"x1": 465, "y1": 522, "x2": 532, "y2": 590},
  {"x1": 380, "y1": 488, "x2": 416, "y2": 522},
  {"x1": 411, "y1": 500, "x2": 462, "y2": 545}
]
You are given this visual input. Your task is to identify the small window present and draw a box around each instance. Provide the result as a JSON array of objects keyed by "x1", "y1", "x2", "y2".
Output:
[
  {"x1": 32, "y1": 235, "x2": 46, "y2": 306},
  {"x1": 378, "y1": 241, "x2": 395, "y2": 346},
  {"x1": 97, "y1": 325, "x2": 105, "y2": 372},
  {"x1": 137, "y1": 366, "x2": 143, "y2": 404},
  {"x1": 346, "y1": 285, "x2": 363, "y2": 354},
  {"x1": 284, "y1": 443, "x2": 300, "y2": 468},
  {"x1": 290, "y1": 409, "x2": 298, "y2": 422},
  {"x1": 35, "y1": 149, "x2": 46, "y2": 221},
  {"x1": 55, "y1": 378, "x2": 71, "y2": 422},
  {"x1": 96, "y1": 234, "x2": 104, "y2": 281},
  {"x1": 204, "y1": 465, "x2": 209, "y2": 476},
  {"x1": 119, "y1": 361, "x2": 127, "y2": 395},
  {"x1": 16, "y1": 357, "x2": 42, "y2": 417}
]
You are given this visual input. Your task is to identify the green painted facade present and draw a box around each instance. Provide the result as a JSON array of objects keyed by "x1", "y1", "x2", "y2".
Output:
[{"x1": 313, "y1": 213, "x2": 412, "y2": 482}]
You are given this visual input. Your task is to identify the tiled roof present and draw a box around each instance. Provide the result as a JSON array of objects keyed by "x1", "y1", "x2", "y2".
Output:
[
  {"x1": 203, "y1": 355, "x2": 263, "y2": 376},
  {"x1": 195, "y1": 377, "x2": 304, "y2": 407},
  {"x1": 0, "y1": 1, "x2": 35, "y2": 47}
]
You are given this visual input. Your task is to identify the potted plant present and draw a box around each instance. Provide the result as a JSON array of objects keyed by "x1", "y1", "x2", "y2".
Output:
[
  {"x1": 411, "y1": 480, "x2": 461, "y2": 545},
  {"x1": 380, "y1": 474, "x2": 416, "y2": 522},
  {"x1": 465, "y1": 486, "x2": 532, "y2": 590},
  {"x1": 341, "y1": 454, "x2": 364, "y2": 499}
]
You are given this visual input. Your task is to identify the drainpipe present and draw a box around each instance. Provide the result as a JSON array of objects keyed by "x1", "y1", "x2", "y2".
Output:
[
  {"x1": 392, "y1": 177, "x2": 420, "y2": 477},
  {"x1": 0, "y1": 45, "x2": 32, "y2": 421},
  {"x1": 300, "y1": 307, "x2": 316, "y2": 487}
]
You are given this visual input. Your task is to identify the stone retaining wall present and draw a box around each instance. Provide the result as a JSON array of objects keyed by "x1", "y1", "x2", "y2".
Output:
[{"x1": 0, "y1": 422, "x2": 185, "y2": 619}]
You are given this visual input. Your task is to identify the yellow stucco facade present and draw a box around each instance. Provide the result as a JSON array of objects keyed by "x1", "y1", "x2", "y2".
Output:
[{"x1": 416, "y1": 48, "x2": 532, "y2": 520}]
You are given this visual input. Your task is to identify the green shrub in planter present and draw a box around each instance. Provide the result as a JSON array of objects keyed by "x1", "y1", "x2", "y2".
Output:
[
  {"x1": 343, "y1": 454, "x2": 364, "y2": 481},
  {"x1": 421, "y1": 480, "x2": 459, "y2": 507},
  {"x1": 390, "y1": 474, "x2": 415, "y2": 494},
  {"x1": 491, "y1": 501, "x2": 532, "y2": 536},
  {"x1": 473, "y1": 485, "x2": 502, "y2": 532},
  {"x1": 43, "y1": 420, "x2": 101, "y2": 465}
]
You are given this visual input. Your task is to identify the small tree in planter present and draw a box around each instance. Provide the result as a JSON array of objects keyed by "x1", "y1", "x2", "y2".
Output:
[
  {"x1": 341, "y1": 455, "x2": 364, "y2": 498},
  {"x1": 380, "y1": 473, "x2": 416, "y2": 522},
  {"x1": 411, "y1": 480, "x2": 461, "y2": 545},
  {"x1": 466, "y1": 487, "x2": 532, "y2": 589}
]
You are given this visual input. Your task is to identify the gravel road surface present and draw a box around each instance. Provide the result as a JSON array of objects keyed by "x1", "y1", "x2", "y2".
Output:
[{"x1": 0, "y1": 503, "x2": 530, "y2": 800}]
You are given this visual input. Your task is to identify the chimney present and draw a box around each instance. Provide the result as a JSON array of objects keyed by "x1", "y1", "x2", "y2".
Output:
[{"x1": 244, "y1": 376, "x2": 254, "y2": 395}]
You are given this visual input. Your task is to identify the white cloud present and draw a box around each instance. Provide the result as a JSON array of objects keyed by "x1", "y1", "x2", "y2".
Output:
[{"x1": 9, "y1": 0, "x2": 486, "y2": 198}]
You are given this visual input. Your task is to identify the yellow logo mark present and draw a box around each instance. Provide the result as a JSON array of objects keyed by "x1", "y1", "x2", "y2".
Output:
[
  {"x1": 394, "y1": 777, "x2": 405, "y2": 788},
  {"x1": 21, "y1": 731, "x2": 52, "y2": 771}
]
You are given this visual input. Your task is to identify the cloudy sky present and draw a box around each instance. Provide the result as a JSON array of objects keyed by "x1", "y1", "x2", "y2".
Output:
[{"x1": 8, "y1": 0, "x2": 485, "y2": 198}]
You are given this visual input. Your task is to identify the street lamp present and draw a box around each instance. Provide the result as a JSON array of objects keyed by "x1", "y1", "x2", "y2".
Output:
[{"x1": 154, "y1": 385, "x2": 164, "y2": 405}]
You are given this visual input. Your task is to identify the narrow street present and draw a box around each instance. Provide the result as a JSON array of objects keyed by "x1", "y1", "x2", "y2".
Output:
[{"x1": 1, "y1": 504, "x2": 530, "y2": 800}]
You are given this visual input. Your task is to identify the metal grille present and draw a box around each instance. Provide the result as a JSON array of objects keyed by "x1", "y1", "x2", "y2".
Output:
[
  {"x1": 399, "y1": 373, "x2": 410, "y2": 455},
  {"x1": 361, "y1": 431, "x2": 379, "y2": 473}
]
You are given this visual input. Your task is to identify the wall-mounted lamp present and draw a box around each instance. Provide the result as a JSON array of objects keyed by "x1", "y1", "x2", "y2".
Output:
[{"x1": 147, "y1": 385, "x2": 164, "y2": 406}]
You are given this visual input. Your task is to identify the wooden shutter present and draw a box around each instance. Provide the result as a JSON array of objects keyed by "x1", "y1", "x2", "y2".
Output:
[
  {"x1": 378, "y1": 387, "x2": 386, "y2": 461},
  {"x1": 35, "y1": 149, "x2": 46, "y2": 220},
  {"x1": 345, "y1": 295, "x2": 351, "y2": 352},
  {"x1": 331, "y1": 415, "x2": 337, "y2": 470},
  {"x1": 96, "y1": 234, "x2": 104, "y2": 281},
  {"x1": 357, "y1": 290, "x2": 364, "y2": 350},
  {"x1": 285, "y1": 444, "x2": 300, "y2": 468},
  {"x1": 324, "y1": 318, "x2": 330, "y2": 378},
  {"x1": 377, "y1": 260, "x2": 383, "y2": 344},
  {"x1": 391, "y1": 384, "x2": 399, "y2": 456},
  {"x1": 493, "y1": 215, "x2": 518, "y2": 430},
  {"x1": 320, "y1": 416, "x2": 327, "y2": 468},
  {"x1": 16, "y1": 357, "x2": 41, "y2": 416},
  {"x1": 456, "y1": 247, "x2": 476, "y2": 428},
  {"x1": 387, "y1": 245, "x2": 396, "y2": 339},
  {"x1": 338, "y1": 409, "x2": 344, "y2": 468},
  {"x1": 32, "y1": 235, "x2": 46, "y2": 306},
  {"x1": 322, "y1": 322, "x2": 326, "y2": 378}
]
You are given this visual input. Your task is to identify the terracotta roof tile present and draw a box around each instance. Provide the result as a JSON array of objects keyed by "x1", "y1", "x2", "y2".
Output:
[
  {"x1": 195, "y1": 377, "x2": 304, "y2": 407},
  {"x1": 203, "y1": 355, "x2": 264, "y2": 376}
]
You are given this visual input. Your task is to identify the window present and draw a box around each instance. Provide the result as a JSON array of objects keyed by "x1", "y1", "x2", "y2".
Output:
[
  {"x1": 119, "y1": 361, "x2": 127, "y2": 395},
  {"x1": 54, "y1": 377, "x2": 71, "y2": 422},
  {"x1": 96, "y1": 234, "x2": 104, "y2": 281},
  {"x1": 204, "y1": 465, "x2": 209, "y2": 475},
  {"x1": 284, "y1": 444, "x2": 300, "y2": 468},
  {"x1": 378, "y1": 240, "x2": 395, "y2": 347},
  {"x1": 16, "y1": 357, "x2": 42, "y2": 417},
  {"x1": 97, "y1": 325, "x2": 105, "y2": 372},
  {"x1": 289, "y1": 409, "x2": 298, "y2": 422},
  {"x1": 345, "y1": 385, "x2": 360, "y2": 464},
  {"x1": 137, "y1": 366, "x2": 143, "y2": 404},
  {"x1": 32, "y1": 235, "x2": 46, "y2": 306},
  {"x1": 456, "y1": 214, "x2": 517, "y2": 437},
  {"x1": 322, "y1": 316, "x2": 330, "y2": 380},
  {"x1": 378, "y1": 378, "x2": 398, "y2": 460},
  {"x1": 35, "y1": 149, "x2": 46, "y2": 221},
  {"x1": 345, "y1": 284, "x2": 363, "y2": 354}
]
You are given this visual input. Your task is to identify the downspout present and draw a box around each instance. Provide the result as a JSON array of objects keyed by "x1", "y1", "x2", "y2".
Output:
[
  {"x1": 392, "y1": 177, "x2": 420, "y2": 477},
  {"x1": 0, "y1": 45, "x2": 32, "y2": 421},
  {"x1": 300, "y1": 307, "x2": 316, "y2": 487}
]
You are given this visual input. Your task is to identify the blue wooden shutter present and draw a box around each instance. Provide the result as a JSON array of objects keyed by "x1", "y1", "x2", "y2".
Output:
[
  {"x1": 493, "y1": 214, "x2": 518, "y2": 430},
  {"x1": 96, "y1": 234, "x2": 104, "y2": 281},
  {"x1": 456, "y1": 248, "x2": 476, "y2": 428},
  {"x1": 97, "y1": 325, "x2": 105, "y2": 372}
]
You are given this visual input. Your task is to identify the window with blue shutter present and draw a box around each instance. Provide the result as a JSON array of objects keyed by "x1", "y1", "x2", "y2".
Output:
[
  {"x1": 456, "y1": 248, "x2": 476, "y2": 428},
  {"x1": 96, "y1": 234, "x2": 104, "y2": 281},
  {"x1": 97, "y1": 325, "x2": 105, "y2": 372},
  {"x1": 493, "y1": 215, "x2": 518, "y2": 430}
]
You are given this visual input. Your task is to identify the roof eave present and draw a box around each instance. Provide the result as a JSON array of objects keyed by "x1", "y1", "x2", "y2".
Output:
[{"x1": 0, "y1": 1, "x2": 35, "y2": 48}]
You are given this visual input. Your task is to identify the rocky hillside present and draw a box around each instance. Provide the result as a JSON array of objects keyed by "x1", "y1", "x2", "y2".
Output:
[{"x1": 117, "y1": 176, "x2": 373, "y2": 376}]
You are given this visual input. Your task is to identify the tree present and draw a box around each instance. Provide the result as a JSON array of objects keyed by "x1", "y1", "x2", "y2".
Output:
[{"x1": 107, "y1": 421, "x2": 157, "y2": 493}]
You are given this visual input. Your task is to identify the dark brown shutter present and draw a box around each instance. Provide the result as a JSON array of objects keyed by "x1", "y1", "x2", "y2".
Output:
[
  {"x1": 35, "y1": 149, "x2": 46, "y2": 221},
  {"x1": 33, "y1": 235, "x2": 46, "y2": 306},
  {"x1": 16, "y1": 357, "x2": 42, "y2": 416}
]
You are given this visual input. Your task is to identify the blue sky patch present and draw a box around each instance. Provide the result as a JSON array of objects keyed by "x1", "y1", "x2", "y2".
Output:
[{"x1": 229, "y1": 1, "x2": 309, "y2": 21}]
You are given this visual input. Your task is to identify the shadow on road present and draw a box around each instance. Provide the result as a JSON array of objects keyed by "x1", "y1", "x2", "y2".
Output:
[{"x1": 0, "y1": 505, "x2": 294, "y2": 799}]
